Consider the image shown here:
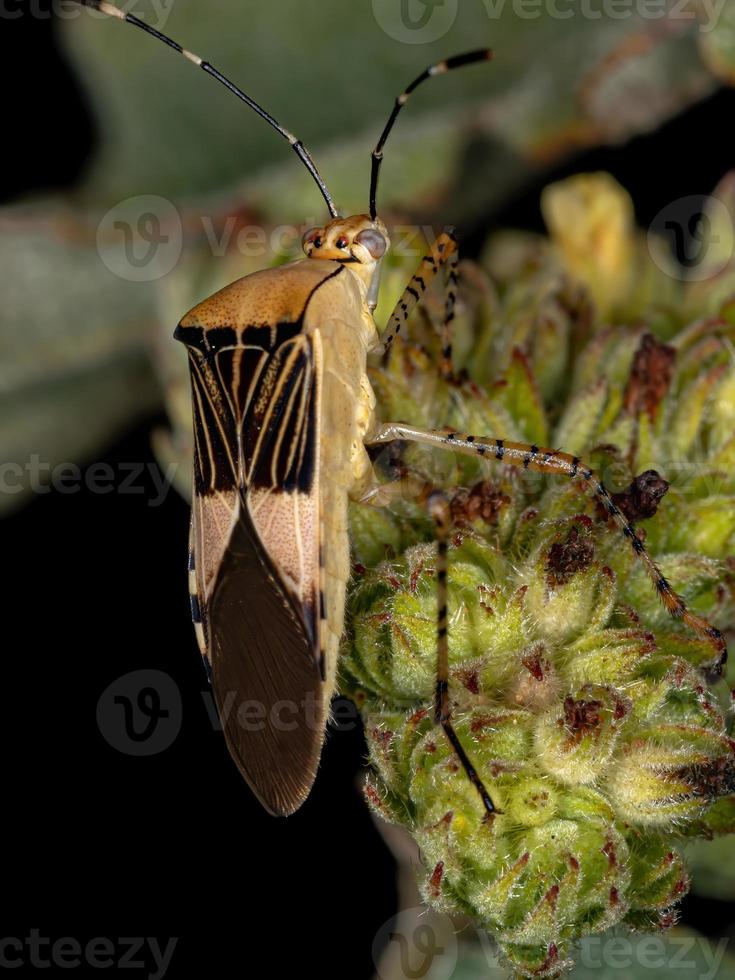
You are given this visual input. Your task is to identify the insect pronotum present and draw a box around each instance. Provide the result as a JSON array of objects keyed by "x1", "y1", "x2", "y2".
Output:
[{"x1": 77, "y1": 0, "x2": 727, "y2": 817}]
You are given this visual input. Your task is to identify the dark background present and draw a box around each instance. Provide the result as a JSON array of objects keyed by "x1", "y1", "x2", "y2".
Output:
[{"x1": 2, "y1": 11, "x2": 734, "y2": 980}]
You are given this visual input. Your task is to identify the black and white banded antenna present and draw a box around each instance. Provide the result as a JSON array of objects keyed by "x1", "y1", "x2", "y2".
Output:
[
  {"x1": 369, "y1": 49, "x2": 494, "y2": 220},
  {"x1": 73, "y1": 0, "x2": 339, "y2": 219}
]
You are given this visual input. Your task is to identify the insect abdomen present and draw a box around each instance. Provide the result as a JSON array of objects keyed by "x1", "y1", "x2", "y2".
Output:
[{"x1": 305, "y1": 276, "x2": 379, "y2": 692}]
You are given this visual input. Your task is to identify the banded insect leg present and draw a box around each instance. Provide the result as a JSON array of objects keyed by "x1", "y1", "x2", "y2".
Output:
[
  {"x1": 188, "y1": 518, "x2": 212, "y2": 682},
  {"x1": 355, "y1": 474, "x2": 498, "y2": 814},
  {"x1": 368, "y1": 423, "x2": 727, "y2": 669},
  {"x1": 380, "y1": 228, "x2": 460, "y2": 380},
  {"x1": 428, "y1": 491, "x2": 498, "y2": 817}
]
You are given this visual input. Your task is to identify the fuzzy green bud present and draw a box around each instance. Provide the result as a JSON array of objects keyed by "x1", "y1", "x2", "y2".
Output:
[{"x1": 340, "y1": 172, "x2": 735, "y2": 978}]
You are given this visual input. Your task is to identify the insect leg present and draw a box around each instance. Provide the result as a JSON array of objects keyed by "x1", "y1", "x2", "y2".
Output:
[
  {"x1": 380, "y1": 228, "x2": 459, "y2": 380},
  {"x1": 368, "y1": 424, "x2": 727, "y2": 668},
  {"x1": 188, "y1": 517, "x2": 211, "y2": 682},
  {"x1": 427, "y1": 491, "x2": 498, "y2": 817},
  {"x1": 439, "y1": 247, "x2": 460, "y2": 382},
  {"x1": 355, "y1": 473, "x2": 427, "y2": 508}
]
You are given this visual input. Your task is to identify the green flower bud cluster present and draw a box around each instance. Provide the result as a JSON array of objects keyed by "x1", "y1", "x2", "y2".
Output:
[{"x1": 342, "y1": 174, "x2": 735, "y2": 977}]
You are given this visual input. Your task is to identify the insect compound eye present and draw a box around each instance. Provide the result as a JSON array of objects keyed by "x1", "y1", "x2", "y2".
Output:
[
  {"x1": 302, "y1": 228, "x2": 322, "y2": 253},
  {"x1": 355, "y1": 228, "x2": 387, "y2": 259}
]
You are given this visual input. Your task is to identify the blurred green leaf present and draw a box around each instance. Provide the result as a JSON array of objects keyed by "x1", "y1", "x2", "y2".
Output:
[
  {"x1": 62, "y1": 0, "x2": 726, "y2": 214},
  {"x1": 686, "y1": 833, "x2": 735, "y2": 900},
  {"x1": 699, "y1": 0, "x2": 735, "y2": 84},
  {"x1": 0, "y1": 201, "x2": 160, "y2": 512}
]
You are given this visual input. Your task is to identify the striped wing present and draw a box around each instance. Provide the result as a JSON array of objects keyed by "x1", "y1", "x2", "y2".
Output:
[{"x1": 178, "y1": 320, "x2": 324, "y2": 815}]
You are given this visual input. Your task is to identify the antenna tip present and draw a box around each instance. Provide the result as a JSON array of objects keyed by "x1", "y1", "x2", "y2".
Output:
[{"x1": 442, "y1": 49, "x2": 495, "y2": 72}]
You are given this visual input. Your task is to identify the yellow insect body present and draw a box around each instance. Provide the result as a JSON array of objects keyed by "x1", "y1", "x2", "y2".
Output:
[
  {"x1": 177, "y1": 216, "x2": 387, "y2": 814},
  {"x1": 306, "y1": 278, "x2": 379, "y2": 680}
]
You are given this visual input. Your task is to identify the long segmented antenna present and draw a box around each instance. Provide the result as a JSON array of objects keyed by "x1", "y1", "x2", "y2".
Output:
[
  {"x1": 73, "y1": 1, "x2": 339, "y2": 219},
  {"x1": 369, "y1": 49, "x2": 493, "y2": 220}
]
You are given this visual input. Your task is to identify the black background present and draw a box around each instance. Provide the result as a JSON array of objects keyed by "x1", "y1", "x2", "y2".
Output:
[{"x1": 2, "y1": 10, "x2": 734, "y2": 979}]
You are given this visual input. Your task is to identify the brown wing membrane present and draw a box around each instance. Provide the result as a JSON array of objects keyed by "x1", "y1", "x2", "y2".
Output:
[
  {"x1": 210, "y1": 513, "x2": 324, "y2": 815},
  {"x1": 181, "y1": 323, "x2": 324, "y2": 815}
]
